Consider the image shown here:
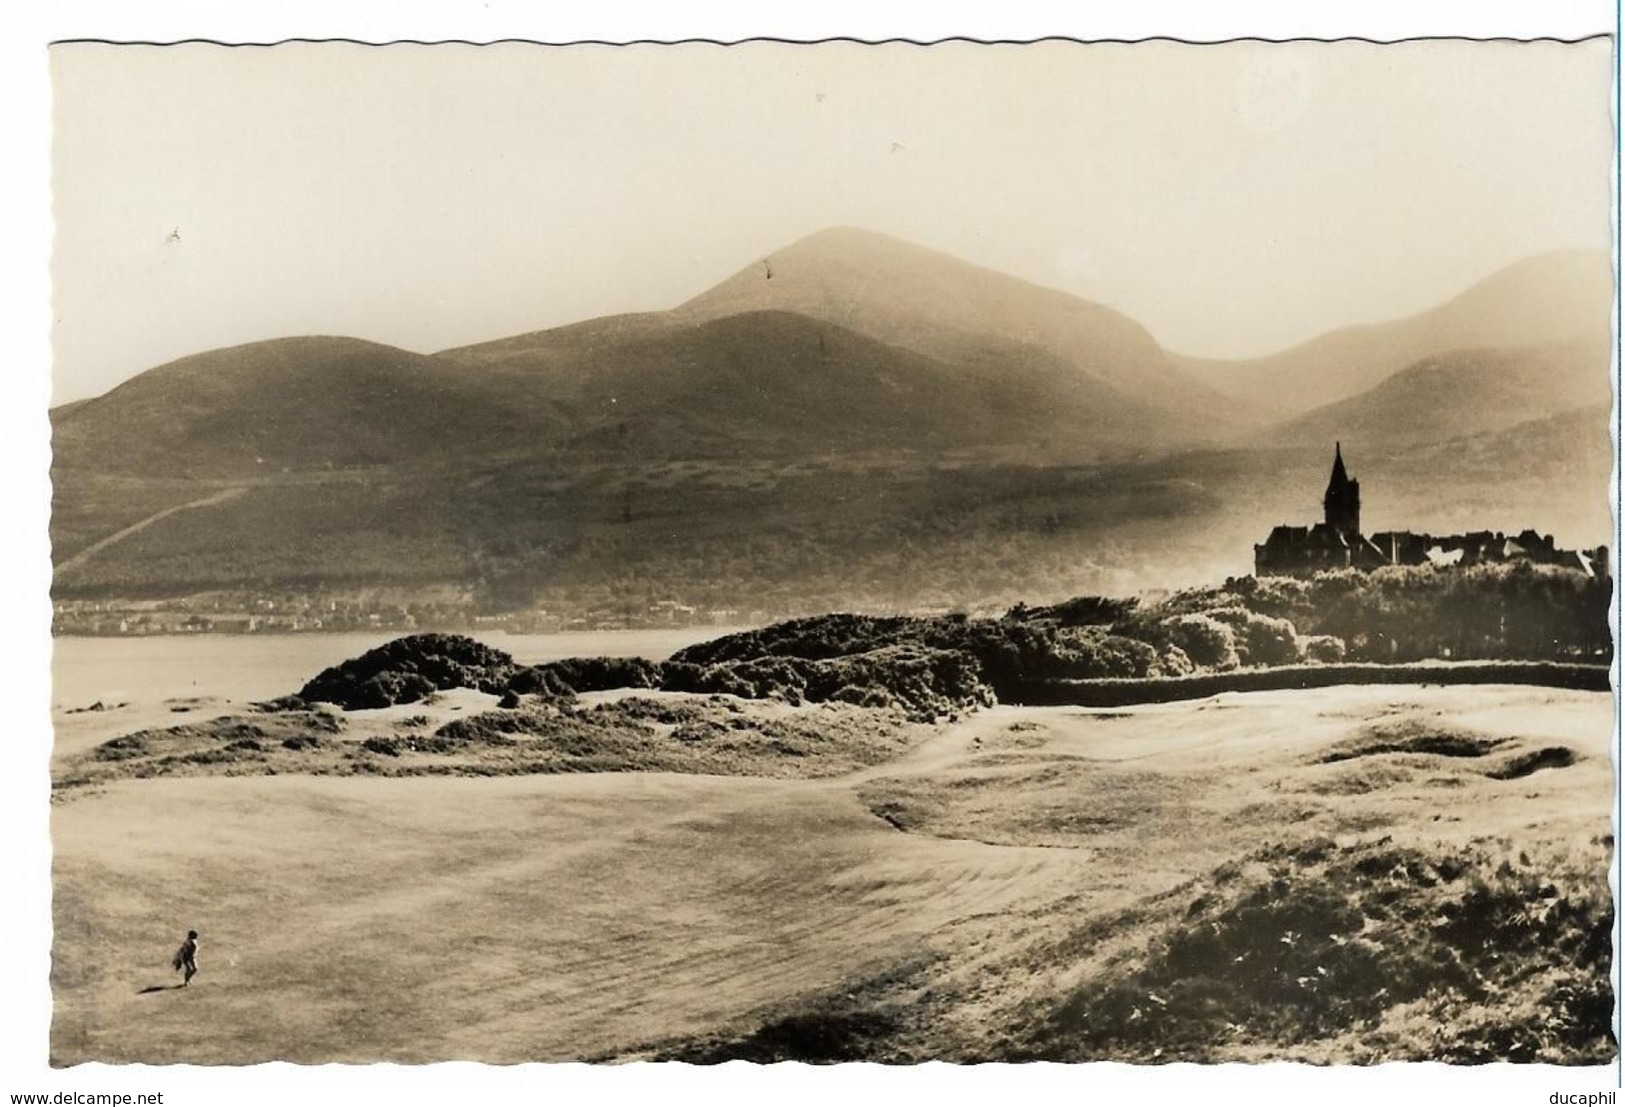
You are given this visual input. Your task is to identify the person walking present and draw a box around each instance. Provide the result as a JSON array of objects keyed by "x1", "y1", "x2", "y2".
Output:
[{"x1": 172, "y1": 929, "x2": 199, "y2": 987}]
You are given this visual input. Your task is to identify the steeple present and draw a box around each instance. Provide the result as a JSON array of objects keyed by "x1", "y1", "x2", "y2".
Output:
[
  {"x1": 1324, "y1": 442, "x2": 1361, "y2": 539},
  {"x1": 1328, "y1": 441, "x2": 1349, "y2": 486}
]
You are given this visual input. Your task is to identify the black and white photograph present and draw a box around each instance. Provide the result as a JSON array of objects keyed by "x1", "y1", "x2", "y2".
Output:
[{"x1": 8, "y1": 2, "x2": 1621, "y2": 1102}]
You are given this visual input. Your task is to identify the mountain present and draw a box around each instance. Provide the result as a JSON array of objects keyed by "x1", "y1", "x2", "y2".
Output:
[
  {"x1": 48, "y1": 230, "x2": 1615, "y2": 612},
  {"x1": 52, "y1": 228, "x2": 1272, "y2": 486},
  {"x1": 437, "y1": 308, "x2": 1183, "y2": 459},
  {"x1": 50, "y1": 336, "x2": 534, "y2": 479},
  {"x1": 1182, "y1": 250, "x2": 1613, "y2": 417},
  {"x1": 1271, "y1": 337, "x2": 1612, "y2": 448},
  {"x1": 673, "y1": 227, "x2": 1257, "y2": 434}
]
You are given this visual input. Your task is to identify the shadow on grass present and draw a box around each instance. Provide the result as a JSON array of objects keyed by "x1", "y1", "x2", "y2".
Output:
[
  {"x1": 136, "y1": 984, "x2": 185, "y2": 995},
  {"x1": 658, "y1": 1009, "x2": 906, "y2": 1064}
]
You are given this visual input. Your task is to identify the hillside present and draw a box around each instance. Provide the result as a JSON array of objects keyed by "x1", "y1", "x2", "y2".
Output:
[
  {"x1": 1271, "y1": 338, "x2": 1612, "y2": 447},
  {"x1": 49, "y1": 336, "x2": 537, "y2": 480},
  {"x1": 51, "y1": 405, "x2": 1614, "y2": 613},
  {"x1": 48, "y1": 232, "x2": 1615, "y2": 611},
  {"x1": 442, "y1": 308, "x2": 1176, "y2": 459},
  {"x1": 1183, "y1": 250, "x2": 1613, "y2": 417},
  {"x1": 675, "y1": 227, "x2": 1257, "y2": 435},
  {"x1": 56, "y1": 227, "x2": 1241, "y2": 483}
]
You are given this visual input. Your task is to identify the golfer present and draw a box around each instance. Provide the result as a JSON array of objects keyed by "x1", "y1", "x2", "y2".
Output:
[{"x1": 172, "y1": 929, "x2": 199, "y2": 987}]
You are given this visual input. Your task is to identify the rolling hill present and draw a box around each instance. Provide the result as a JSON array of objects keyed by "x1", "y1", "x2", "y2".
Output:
[
  {"x1": 1271, "y1": 337, "x2": 1613, "y2": 448},
  {"x1": 49, "y1": 336, "x2": 534, "y2": 479},
  {"x1": 1183, "y1": 249, "x2": 1613, "y2": 417}
]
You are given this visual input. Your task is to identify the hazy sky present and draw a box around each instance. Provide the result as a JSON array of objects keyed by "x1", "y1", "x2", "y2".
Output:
[{"x1": 51, "y1": 38, "x2": 1613, "y2": 403}]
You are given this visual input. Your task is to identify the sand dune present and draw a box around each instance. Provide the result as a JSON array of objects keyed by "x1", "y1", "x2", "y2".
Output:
[{"x1": 50, "y1": 684, "x2": 1613, "y2": 1064}]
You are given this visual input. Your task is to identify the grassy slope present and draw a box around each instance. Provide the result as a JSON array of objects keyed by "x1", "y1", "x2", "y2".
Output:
[
  {"x1": 50, "y1": 400, "x2": 1615, "y2": 607},
  {"x1": 51, "y1": 336, "x2": 535, "y2": 480},
  {"x1": 51, "y1": 684, "x2": 1613, "y2": 1064},
  {"x1": 1271, "y1": 339, "x2": 1611, "y2": 448},
  {"x1": 674, "y1": 226, "x2": 1249, "y2": 433},
  {"x1": 52, "y1": 771, "x2": 1077, "y2": 1064}
]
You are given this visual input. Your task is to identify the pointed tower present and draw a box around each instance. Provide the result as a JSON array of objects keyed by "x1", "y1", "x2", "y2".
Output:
[{"x1": 1324, "y1": 442, "x2": 1361, "y2": 539}]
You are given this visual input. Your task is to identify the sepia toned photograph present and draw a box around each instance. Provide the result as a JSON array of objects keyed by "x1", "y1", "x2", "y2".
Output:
[{"x1": 42, "y1": 27, "x2": 1616, "y2": 1076}]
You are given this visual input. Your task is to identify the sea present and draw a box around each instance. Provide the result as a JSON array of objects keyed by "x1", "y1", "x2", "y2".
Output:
[{"x1": 50, "y1": 628, "x2": 744, "y2": 711}]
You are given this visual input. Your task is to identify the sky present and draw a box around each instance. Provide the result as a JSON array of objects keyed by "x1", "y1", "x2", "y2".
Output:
[{"x1": 50, "y1": 37, "x2": 1614, "y2": 403}]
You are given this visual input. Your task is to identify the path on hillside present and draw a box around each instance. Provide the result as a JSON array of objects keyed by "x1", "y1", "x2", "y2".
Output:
[{"x1": 55, "y1": 486, "x2": 248, "y2": 575}]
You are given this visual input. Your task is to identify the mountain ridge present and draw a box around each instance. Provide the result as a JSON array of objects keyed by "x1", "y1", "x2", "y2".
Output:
[
  {"x1": 49, "y1": 229, "x2": 1614, "y2": 609},
  {"x1": 1180, "y1": 248, "x2": 1613, "y2": 417},
  {"x1": 1270, "y1": 336, "x2": 1613, "y2": 448}
]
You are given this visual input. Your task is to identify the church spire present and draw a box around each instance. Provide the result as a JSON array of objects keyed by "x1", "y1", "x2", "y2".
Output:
[
  {"x1": 1329, "y1": 441, "x2": 1348, "y2": 485},
  {"x1": 1324, "y1": 442, "x2": 1361, "y2": 538}
]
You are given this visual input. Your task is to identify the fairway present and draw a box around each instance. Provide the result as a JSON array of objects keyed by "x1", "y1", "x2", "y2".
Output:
[
  {"x1": 51, "y1": 683, "x2": 1614, "y2": 1064},
  {"x1": 52, "y1": 764, "x2": 1086, "y2": 1063}
]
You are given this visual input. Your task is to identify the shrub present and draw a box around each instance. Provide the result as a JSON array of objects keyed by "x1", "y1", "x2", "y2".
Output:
[
  {"x1": 1300, "y1": 635, "x2": 1347, "y2": 663},
  {"x1": 298, "y1": 634, "x2": 518, "y2": 709},
  {"x1": 658, "y1": 643, "x2": 990, "y2": 720},
  {"x1": 505, "y1": 666, "x2": 575, "y2": 697},
  {"x1": 1209, "y1": 607, "x2": 1302, "y2": 667},
  {"x1": 1156, "y1": 644, "x2": 1195, "y2": 677},
  {"x1": 1159, "y1": 614, "x2": 1240, "y2": 671},
  {"x1": 831, "y1": 684, "x2": 894, "y2": 709},
  {"x1": 1062, "y1": 632, "x2": 1159, "y2": 679},
  {"x1": 671, "y1": 614, "x2": 925, "y2": 667},
  {"x1": 1013, "y1": 595, "x2": 1141, "y2": 627},
  {"x1": 515, "y1": 655, "x2": 662, "y2": 695}
]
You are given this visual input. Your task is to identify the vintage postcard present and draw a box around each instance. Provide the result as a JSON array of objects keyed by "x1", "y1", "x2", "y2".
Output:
[{"x1": 19, "y1": 6, "x2": 1622, "y2": 1104}]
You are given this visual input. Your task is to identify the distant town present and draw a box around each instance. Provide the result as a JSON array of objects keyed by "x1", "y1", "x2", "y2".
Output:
[
  {"x1": 50, "y1": 593, "x2": 781, "y2": 638},
  {"x1": 1256, "y1": 444, "x2": 1609, "y2": 579}
]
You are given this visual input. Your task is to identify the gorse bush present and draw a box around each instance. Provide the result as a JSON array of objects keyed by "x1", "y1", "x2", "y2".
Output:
[
  {"x1": 662, "y1": 643, "x2": 992, "y2": 721},
  {"x1": 1227, "y1": 563, "x2": 1611, "y2": 662},
  {"x1": 298, "y1": 634, "x2": 519, "y2": 709},
  {"x1": 290, "y1": 564, "x2": 1608, "y2": 713},
  {"x1": 1299, "y1": 635, "x2": 1347, "y2": 663},
  {"x1": 1209, "y1": 607, "x2": 1301, "y2": 667},
  {"x1": 1147, "y1": 614, "x2": 1241, "y2": 671}
]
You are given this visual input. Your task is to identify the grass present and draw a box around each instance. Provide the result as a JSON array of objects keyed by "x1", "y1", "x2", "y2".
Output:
[
  {"x1": 1019, "y1": 834, "x2": 1614, "y2": 1064},
  {"x1": 53, "y1": 695, "x2": 932, "y2": 792},
  {"x1": 51, "y1": 682, "x2": 1615, "y2": 1064},
  {"x1": 646, "y1": 961, "x2": 941, "y2": 1064},
  {"x1": 51, "y1": 772, "x2": 1074, "y2": 1064},
  {"x1": 1317, "y1": 719, "x2": 1509, "y2": 763}
]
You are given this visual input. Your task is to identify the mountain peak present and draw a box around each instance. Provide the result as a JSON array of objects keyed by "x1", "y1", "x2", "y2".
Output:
[
  {"x1": 674, "y1": 226, "x2": 1251, "y2": 432},
  {"x1": 772, "y1": 225, "x2": 962, "y2": 259}
]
